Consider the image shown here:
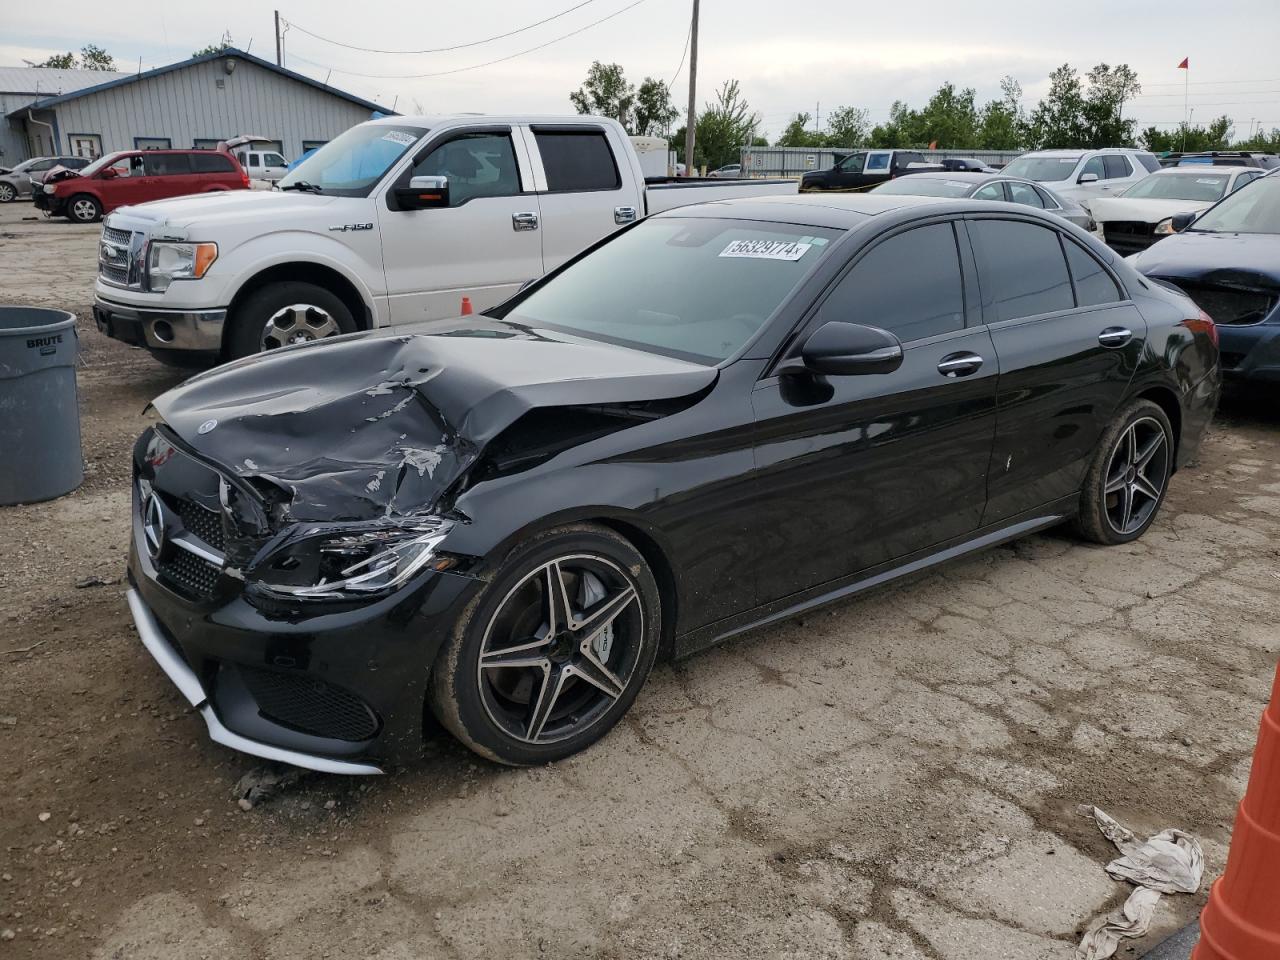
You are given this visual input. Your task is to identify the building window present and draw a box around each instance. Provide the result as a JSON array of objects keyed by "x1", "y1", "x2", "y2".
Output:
[
  {"x1": 302, "y1": 140, "x2": 328, "y2": 153},
  {"x1": 135, "y1": 137, "x2": 173, "y2": 151},
  {"x1": 193, "y1": 138, "x2": 221, "y2": 150},
  {"x1": 67, "y1": 134, "x2": 102, "y2": 158}
]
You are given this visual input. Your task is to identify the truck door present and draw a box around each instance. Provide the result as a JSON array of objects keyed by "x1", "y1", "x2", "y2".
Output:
[
  {"x1": 377, "y1": 125, "x2": 545, "y2": 323},
  {"x1": 523, "y1": 124, "x2": 645, "y2": 272}
]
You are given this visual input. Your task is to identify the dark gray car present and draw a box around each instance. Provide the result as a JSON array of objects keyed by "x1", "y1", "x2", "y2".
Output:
[
  {"x1": 0, "y1": 156, "x2": 89, "y2": 202},
  {"x1": 870, "y1": 171, "x2": 1096, "y2": 232}
]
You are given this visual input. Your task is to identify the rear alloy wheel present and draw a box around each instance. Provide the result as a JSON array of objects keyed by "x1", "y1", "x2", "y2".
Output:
[
  {"x1": 1075, "y1": 399, "x2": 1173, "y2": 545},
  {"x1": 0, "y1": 183, "x2": 16, "y2": 203},
  {"x1": 68, "y1": 194, "x2": 102, "y2": 223},
  {"x1": 430, "y1": 525, "x2": 661, "y2": 765}
]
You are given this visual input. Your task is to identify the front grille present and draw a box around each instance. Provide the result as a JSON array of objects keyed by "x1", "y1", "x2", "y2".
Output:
[
  {"x1": 176, "y1": 500, "x2": 226, "y2": 551},
  {"x1": 157, "y1": 547, "x2": 222, "y2": 600},
  {"x1": 239, "y1": 666, "x2": 380, "y2": 742},
  {"x1": 1103, "y1": 221, "x2": 1157, "y2": 255},
  {"x1": 98, "y1": 225, "x2": 137, "y2": 286},
  {"x1": 102, "y1": 225, "x2": 132, "y2": 246},
  {"x1": 100, "y1": 262, "x2": 129, "y2": 285},
  {"x1": 1169, "y1": 281, "x2": 1278, "y2": 326}
]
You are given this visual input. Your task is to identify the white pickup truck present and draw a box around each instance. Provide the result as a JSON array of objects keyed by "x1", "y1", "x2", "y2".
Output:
[{"x1": 93, "y1": 114, "x2": 798, "y2": 362}]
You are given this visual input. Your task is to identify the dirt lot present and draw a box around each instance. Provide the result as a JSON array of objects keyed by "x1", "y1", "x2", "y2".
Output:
[{"x1": 1, "y1": 201, "x2": 1278, "y2": 960}]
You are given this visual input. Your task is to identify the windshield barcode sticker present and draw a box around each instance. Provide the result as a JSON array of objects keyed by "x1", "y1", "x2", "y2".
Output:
[
  {"x1": 719, "y1": 239, "x2": 812, "y2": 261},
  {"x1": 381, "y1": 131, "x2": 418, "y2": 146}
]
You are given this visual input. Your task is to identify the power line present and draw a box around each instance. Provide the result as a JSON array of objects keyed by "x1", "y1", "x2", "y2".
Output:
[
  {"x1": 282, "y1": 0, "x2": 603, "y2": 55},
  {"x1": 1141, "y1": 77, "x2": 1280, "y2": 87},
  {"x1": 667, "y1": 19, "x2": 692, "y2": 92},
  {"x1": 286, "y1": 0, "x2": 648, "y2": 80}
]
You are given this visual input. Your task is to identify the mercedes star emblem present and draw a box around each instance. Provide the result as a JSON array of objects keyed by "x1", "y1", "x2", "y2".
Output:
[
  {"x1": 142, "y1": 493, "x2": 166, "y2": 559},
  {"x1": 198, "y1": 419, "x2": 218, "y2": 435}
]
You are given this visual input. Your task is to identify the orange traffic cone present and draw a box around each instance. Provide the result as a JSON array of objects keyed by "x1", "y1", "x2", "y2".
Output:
[
  {"x1": 460, "y1": 296, "x2": 473, "y2": 315},
  {"x1": 1194, "y1": 661, "x2": 1280, "y2": 960}
]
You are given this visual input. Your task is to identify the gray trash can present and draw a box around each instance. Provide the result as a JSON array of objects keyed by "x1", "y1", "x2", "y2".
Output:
[{"x1": 0, "y1": 307, "x2": 83, "y2": 505}]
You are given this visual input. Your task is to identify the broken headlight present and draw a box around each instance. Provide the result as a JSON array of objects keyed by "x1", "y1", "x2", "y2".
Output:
[{"x1": 254, "y1": 519, "x2": 453, "y2": 601}]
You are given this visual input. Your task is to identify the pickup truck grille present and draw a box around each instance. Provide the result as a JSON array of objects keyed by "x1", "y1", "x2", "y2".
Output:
[{"x1": 99, "y1": 225, "x2": 139, "y2": 287}]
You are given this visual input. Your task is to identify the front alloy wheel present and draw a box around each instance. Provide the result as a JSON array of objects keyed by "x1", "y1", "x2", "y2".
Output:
[
  {"x1": 431, "y1": 525, "x2": 661, "y2": 765},
  {"x1": 261, "y1": 303, "x2": 341, "y2": 350}
]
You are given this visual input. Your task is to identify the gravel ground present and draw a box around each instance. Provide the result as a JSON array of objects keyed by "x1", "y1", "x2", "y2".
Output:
[{"x1": 1, "y1": 202, "x2": 1277, "y2": 960}]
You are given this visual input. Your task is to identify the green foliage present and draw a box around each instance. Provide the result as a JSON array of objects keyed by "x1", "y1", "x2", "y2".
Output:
[
  {"x1": 977, "y1": 77, "x2": 1025, "y2": 150},
  {"x1": 634, "y1": 78, "x2": 678, "y2": 137},
  {"x1": 1236, "y1": 127, "x2": 1280, "y2": 153},
  {"x1": 693, "y1": 80, "x2": 761, "y2": 170},
  {"x1": 571, "y1": 63, "x2": 677, "y2": 137},
  {"x1": 1024, "y1": 65, "x2": 1088, "y2": 148},
  {"x1": 38, "y1": 52, "x2": 77, "y2": 69},
  {"x1": 1141, "y1": 116, "x2": 1234, "y2": 153},
  {"x1": 775, "y1": 112, "x2": 824, "y2": 148},
  {"x1": 824, "y1": 105, "x2": 870, "y2": 148},
  {"x1": 194, "y1": 32, "x2": 235, "y2": 58},
  {"x1": 1080, "y1": 63, "x2": 1141, "y2": 148},
  {"x1": 38, "y1": 45, "x2": 116, "y2": 71}
]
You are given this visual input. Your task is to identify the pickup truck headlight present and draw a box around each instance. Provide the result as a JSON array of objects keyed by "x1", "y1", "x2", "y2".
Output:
[
  {"x1": 1153, "y1": 217, "x2": 1175, "y2": 236},
  {"x1": 252, "y1": 518, "x2": 454, "y2": 601},
  {"x1": 147, "y1": 241, "x2": 218, "y2": 292}
]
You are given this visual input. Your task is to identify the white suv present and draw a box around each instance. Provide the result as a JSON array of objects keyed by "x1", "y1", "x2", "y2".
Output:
[{"x1": 1001, "y1": 148, "x2": 1160, "y2": 209}]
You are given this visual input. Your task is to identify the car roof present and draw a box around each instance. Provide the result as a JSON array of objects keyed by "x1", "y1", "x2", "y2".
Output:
[
  {"x1": 653, "y1": 192, "x2": 1006, "y2": 230},
  {"x1": 891, "y1": 171, "x2": 995, "y2": 183},
  {"x1": 1149, "y1": 166, "x2": 1238, "y2": 176},
  {"x1": 1022, "y1": 148, "x2": 1147, "y2": 157}
]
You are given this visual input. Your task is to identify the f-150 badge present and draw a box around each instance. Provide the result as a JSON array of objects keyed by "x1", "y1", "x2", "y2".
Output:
[{"x1": 329, "y1": 222, "x2": 374, "y2": 232}]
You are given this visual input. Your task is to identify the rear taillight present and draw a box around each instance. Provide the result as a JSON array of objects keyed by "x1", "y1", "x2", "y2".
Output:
[
  {"x1": 241, "y1": 171, "x2": 250, "y2": 188},
  {"x1": 1181, "y1": 308, "x2": 1218, "y2": 348}
]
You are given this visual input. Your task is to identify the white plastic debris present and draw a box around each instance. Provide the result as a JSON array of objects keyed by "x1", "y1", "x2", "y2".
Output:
[{"x1": 1075, "y1": 805, "x2": 1204, "y2": 960}]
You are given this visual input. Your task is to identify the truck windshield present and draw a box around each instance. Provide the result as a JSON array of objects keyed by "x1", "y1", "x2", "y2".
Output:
[
  {"x1": 1002, "y1": 156, "x2": 1082, "y2": 182},
  {"x1": 277, "y1": 124, "x2": 427, "y2": 197},
  {"x1": 502, "y1": 217, "x2": 842, "y2": 364}
]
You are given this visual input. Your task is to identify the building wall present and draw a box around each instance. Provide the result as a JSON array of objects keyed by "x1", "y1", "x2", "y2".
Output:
[
  {"x1": 0, "y1": 94, "x2": 39, "y2": 164},
  {"x1": 48, "y1": 56, "x2": 374, "y2": 161}
]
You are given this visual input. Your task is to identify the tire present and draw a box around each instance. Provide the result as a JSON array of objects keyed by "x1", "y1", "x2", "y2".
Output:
[
  {"x1": 226, "y1": 281, "x2": 357, "y2": 360},
  {"x1": 1074, "y1": 399, "x2": 1174, "y2": 545},
  {"x1": 67, "y1": 194, "x2": 102, "y2": 223},
  {"x1": 429, "y1": 523, "x2": 662, "y2": 765},
  {"x1": 0, "y1": 183, "x2": 16, "y2": 203}
]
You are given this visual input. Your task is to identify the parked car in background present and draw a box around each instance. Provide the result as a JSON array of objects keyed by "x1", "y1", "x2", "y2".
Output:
[
  {"x1": 1159, "y1": 151, "x2": 1280, "y2": 170},
  {"x1": 1091, "y1": 167, "x2": 1265, "y2": 254},
  {"x1": 801, "y1": 149, "x2": 941, "y2": 191},
  {"x1": 0, "y1": 156, "x2": 90, "y2": 202},
  {"x1": 1001, "y1": 148, "x2": 1160, "y2": 209},
  {"x1": 708, "y1": 163, "x2": 742, "y2": 178},
  {"x1": 870, "y1": 171, "x2": 1096, "y2": 232},
  {"x1": 93, "y1": 114, "x2": 799, "y2": 365},
  {"x1": 1132, "y1": 172, "x2": 1280, "y2": 383},
  {"x1": 234, "y1": 147, "x2": 290, "y2": 183},
  {"x1": 939, "y1": 157, "x2": 998, "y2": 173},
  {"x1": 36, "y1": 149, "x2": 249, "y2": 223},
  {"x1": 123, "y1": 193, "x2": 1219, "y2": 772}
]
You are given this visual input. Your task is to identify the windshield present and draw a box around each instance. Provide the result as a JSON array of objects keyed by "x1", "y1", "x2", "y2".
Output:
[
  {"x1": 1122, "y1": 173, "x2": 1228, "y2": 201},
  {"x1": 503, "y1": 218, "x2": 841, "y2": 363},
  {"x1": 1002, "y1": 155, "x2": 1081, "y2": 182},
  {"x1": 277, "y1": 123, "x2": 427, "y2": 197},
  {"x1": 79, "y1": 153, "x2": 128, "y2": 177},
  {"x1": 872, "y1": 177, "x2": 974, "y2": 198},
  {"x1": 1189, "y1": 175, "x2": 1280, "y2": 234}
]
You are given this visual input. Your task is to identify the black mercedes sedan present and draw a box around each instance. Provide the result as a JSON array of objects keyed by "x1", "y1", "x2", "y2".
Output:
[
  {"x1": 126, "y1": 194, "x2": 1220, "y2": 773},
  {"x1": 1131, "y1": 171, "x2": 1280, "y2": 383}
]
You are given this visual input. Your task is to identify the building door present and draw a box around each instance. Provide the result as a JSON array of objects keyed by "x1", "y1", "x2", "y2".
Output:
[{"x1": 69, "y1": 134, "x2": 102, "y2": 159}]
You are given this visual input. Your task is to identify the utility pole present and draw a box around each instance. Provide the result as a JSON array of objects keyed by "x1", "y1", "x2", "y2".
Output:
[
  {"x1": 274, "y1": 10, "x2": 282, "y2": 67},
  {"x1": 815, "y1": 101, "x2": 820, "y2": 136},
  {"x1": 683, "y1": 0, "x2": 699, "y2": 176}
]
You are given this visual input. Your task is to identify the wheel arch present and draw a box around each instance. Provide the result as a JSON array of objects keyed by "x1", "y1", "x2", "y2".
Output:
[
  {"x1": 224, "y1": 262, "x2": 373, "y2": 354},
  {"x1": 1131, "y1": 382, "x2": 1183, "y2": 470}
]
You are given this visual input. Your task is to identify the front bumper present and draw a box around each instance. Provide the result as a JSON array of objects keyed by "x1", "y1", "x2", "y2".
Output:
[
  {"x1": 94, "y1": 295, "x2": 225, "y2": 354},
  {"x1": 1218, "y1": 322, "x2": 1280, "y2": 384}
]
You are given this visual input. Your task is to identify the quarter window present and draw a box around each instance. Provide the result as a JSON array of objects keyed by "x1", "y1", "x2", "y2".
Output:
[
  {"x1": 414, "y1": 132, "x2": 522, "y2": 205},
  {"x1": 972, "y1": 182, "x2": 1005, "y2": 201},
  {"x1": 817, "y1": 223, "x2": 965, "y2": 342},
  {"x1": 534, "y1": 131, "x2": 620, "y2": 191},
  {"x1": 1007, "y1": 181, "x2": 1045, "y2": 208},
  {"x1": 969, "y1": 220, "x2": 1074, "y2": 322},
  {"x1": 1103, "y1": 155, "x2": 1133, "y2": 179},
  {"x1": 1063, "y1": 240, "x2": 1122, "y2": 307}
]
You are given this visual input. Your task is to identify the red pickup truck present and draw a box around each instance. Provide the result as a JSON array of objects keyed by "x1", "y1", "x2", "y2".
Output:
[{"x1": 36, "y1": 148, "x2": 249, "y2": 223}]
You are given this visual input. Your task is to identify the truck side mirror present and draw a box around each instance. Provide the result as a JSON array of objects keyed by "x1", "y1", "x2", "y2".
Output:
[{"x1": 394, "y1": 175, "x2": 450, "y2": 210}]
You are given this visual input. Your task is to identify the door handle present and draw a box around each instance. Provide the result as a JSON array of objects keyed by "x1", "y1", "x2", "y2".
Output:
[
  {"x1": 614, "y1": 205, "x2": 638, "y2": 224},
  {"x1": 937, "y1": 352, "x2": 984, "y2": 378},
  {"x1": 1098, "y1": 327, "x2": 1133, "y2": 348},
  {"x1": 512, "y1": 211, "x2": 539, "y2": 232}
]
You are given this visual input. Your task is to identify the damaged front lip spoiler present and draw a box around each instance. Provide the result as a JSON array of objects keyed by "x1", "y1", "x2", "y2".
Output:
[{"x1": 125, "y1": 589, "x2": 384, "y2": 776}]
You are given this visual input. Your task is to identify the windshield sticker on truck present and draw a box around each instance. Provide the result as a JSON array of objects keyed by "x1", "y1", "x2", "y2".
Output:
[
  {"x1": 381, "y1": 131, "x2": 418, "y2": 146},
  {"x1": 719, "y1": 239, "x2": 813, "y2": 261}
]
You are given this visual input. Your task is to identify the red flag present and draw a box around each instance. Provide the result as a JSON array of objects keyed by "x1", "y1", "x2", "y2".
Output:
[{"x1": 1178, "y1": 57, "x2": 1189, "y2": 69}]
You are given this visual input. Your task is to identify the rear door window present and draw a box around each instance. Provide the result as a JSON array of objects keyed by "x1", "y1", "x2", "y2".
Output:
[
  {"x1": 1137, "y1": 153, "x2": 1161, "y2": 173},
  {"x1": 533, "y1": 130, "x2": 620, "y2": 192},
  {"x1": 969, "y1": 219, "x2": 1074, "y2": 322},
  {"x1": 1103, "y1": 155, "x2": 1133, "y2": 179},
  {"x1": 191, "y1": 153, "x2": 236, "y2": 174},
  {"x1": 1063, "y1": 240, "x2": 1123, "y2": 307},
  {"x1": 142, "y1": 154, "x2": 192, "y2": 176},
  {"x1": 816, "y1": 222, "x2": 965, "y2": 342}
]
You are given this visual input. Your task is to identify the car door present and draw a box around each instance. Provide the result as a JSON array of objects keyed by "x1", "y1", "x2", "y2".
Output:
[
  {"x1": 140, "y1": 153, "x2": 195, "y2": 200},
  {"x1": 525, "y1": 125, "x2": 644, "y2": 273},
  {"x1": 378, "y1": 125, "x2": 544, "y2": 323},
  {"x1": 98, "y1": 154, "x2": 149, "y2": 208},
  {"x1": 261, "y1": 152, "x2": 289, "y2": 180},
  {"x1": 1098, "y1": 155, "x2": 1135, "y2": 195},
  {"x1": 829, "y1": 152, "x2": 866, "y2": 189},
  {"x1": 967, "y1": 216, "x2": 1145, "y2": 524},
  {"x1": 750, "y1": 218, "x2": 999, "y2": 602}
]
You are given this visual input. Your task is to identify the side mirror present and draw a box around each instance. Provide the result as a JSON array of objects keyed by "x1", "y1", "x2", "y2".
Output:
[
  {"x1": 779, "y1": 321, "x2": 904, "y2": 377},
  {"x1": 1078, "y1": 172, "x2": 1099, "y2": 184},
  {"x1": 1171, "y1": 211, "x2": 1197, "y2": 232},
  {"x1": 100, "y1": 167, "x2": 117, "y2": 179},
  {"x1": 394, "y1": 175, "x2": 450, "y2": 210}
]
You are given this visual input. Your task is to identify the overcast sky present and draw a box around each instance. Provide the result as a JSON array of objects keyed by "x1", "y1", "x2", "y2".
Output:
[{"x1": 5, "y1": 0, "x2": 1279, "y2": 141}]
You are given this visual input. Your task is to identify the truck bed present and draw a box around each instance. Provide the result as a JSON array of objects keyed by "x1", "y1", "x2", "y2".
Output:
[{"x1": 644, "y1": 177, "x2": 799, "y2": 215}]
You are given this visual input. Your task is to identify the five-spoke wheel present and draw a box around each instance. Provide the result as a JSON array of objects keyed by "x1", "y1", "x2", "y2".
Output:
[{"x1": 1076, "y1": 399, "x2": 1174, "y2": 545}]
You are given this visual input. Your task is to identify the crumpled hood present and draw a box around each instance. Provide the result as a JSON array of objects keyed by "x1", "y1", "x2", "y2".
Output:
[
  {"x1": 151, "y1": 319, "x2": 717, "y2": 522},
  {"x1": 1133, "y1": 231, "x2": 1280, "y2": 294},
  {"x1": 1090, "y1": 196, "x2": 1214, "y2": 225}
]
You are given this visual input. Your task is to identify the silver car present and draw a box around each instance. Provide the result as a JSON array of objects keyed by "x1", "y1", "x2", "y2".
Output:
[
  {"x1": 869, "y1": 171, "x2": 1097, "y2": 232},
  {"x1": 0, "y1": 156, "x2": 90, "y2": 202}
]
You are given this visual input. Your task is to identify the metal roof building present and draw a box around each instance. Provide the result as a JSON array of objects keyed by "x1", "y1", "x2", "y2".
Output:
[{"x1": 2, "y1": 49, "x2": 393, "y2": 166}]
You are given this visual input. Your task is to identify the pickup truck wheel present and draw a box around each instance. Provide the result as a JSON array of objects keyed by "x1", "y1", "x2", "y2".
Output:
[
  {"x1": 68, "y1": 194, "x2": 102, "y2": 223},
  {"x1": 228, "y1": 282, "x2": 356, "y2": 360},
  {"x1": 0, "y1": 183, "x2": 16, "y2": 203}
]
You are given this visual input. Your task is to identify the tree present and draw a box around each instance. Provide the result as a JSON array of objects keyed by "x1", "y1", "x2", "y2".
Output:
[
  {"x1": 680, "y1": 80, "x2": 760, "y2": 171},
  {"x1": 38, "y1": 52, "x2": 77, "y2": 69},
  {"x1": 775, "y1": 112, "x2": 824, "y2": 148},
  {"x1": 634, "y1": 77, "x2": 678, "y2": 137},
  {"x1": 1024, "y1": 64, "x2": 1088, "y2": 149},
  {"x1": 978, "y1": 77, "x2": 1025, "y2": 150},
  {"x1": 868, "y1": 101, "x2": 913, "y2": 148},
  {"x1": 1141, "y1": 115, "x2": 1233, "y2": 153},
  {"x1": 914, "y1": 82, "x2": 979, "y2": 148},
  {"x1": 37, "y1": 45, "x2": 116, "y2": 71},
  {"x1": 194, "y1": 32, "x2": 235, "y2": 58},
  {"x1": 824, "y1": 105, "x2": 869, "y2": 148},
  {"x1": 1081, "y1": 63, "x2": 1140, "y2": 147},
  {"x1": 570, "y1": 62, "x2": 635, "y2": 128},
  {"x1": 1236, "y1": 126, "x2": 1280, "y2": 153}
]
